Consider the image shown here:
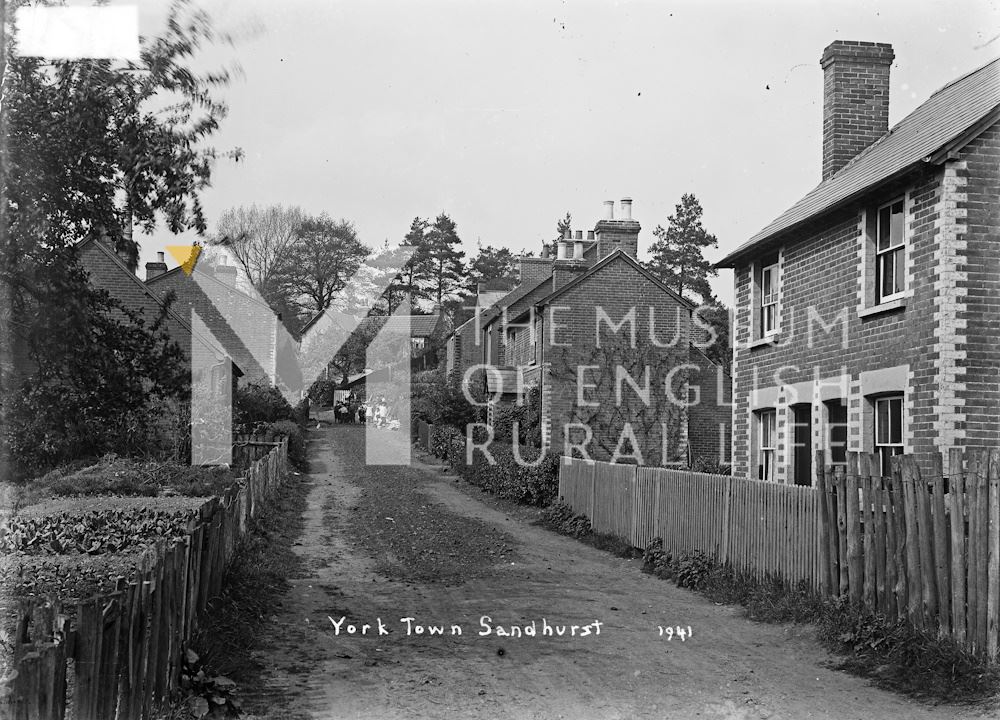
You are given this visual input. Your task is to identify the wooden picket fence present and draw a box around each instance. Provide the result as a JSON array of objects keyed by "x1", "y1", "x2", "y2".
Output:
[
  {"x1": 818, "y1": 449, "x2": 1000, "y2": 659},
  {"x1": 558, "y1": 458, "x2": 821, "y2": 587},
  {"x1": 559, "y1": 447, "x2": 1000, "y2": 659},
  {"x1": 0, "y1": 437, "x2": 289, "y2": 719}
]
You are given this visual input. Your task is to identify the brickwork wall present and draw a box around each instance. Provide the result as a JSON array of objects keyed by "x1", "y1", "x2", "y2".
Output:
[
  {"x1": 539, "y1": 256, "x2": 692, "y2": 465},
  {"x1": 688, "y1": 348, "x2": 733, "y2": 466},
  {"x1": 955, "y1": 125, "x2": 1000, "y2": 446},
  {"x1": 729, "y1": 136, "x2": 1000, "y2": 481},
  {"x1": 148, "y1": 270, "x2": 277, "y2": 385}
]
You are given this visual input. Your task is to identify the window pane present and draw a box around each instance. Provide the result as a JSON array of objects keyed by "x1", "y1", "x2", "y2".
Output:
[
  {"x1": 876, "y1": 400, "x2": 889, "y2": 444},
  {"x1": 878, "y1": 206, "x2": 891, "y2": 250},
  {"x1": 889, "y1": 202, "x2": 904, "y2": 247},
  {"x1": 889, "y1": 397, "x2": 903, "y2": 444},
  {"x1": 880, "y1": 255, "x2": 895, "y2": 299},
  {"x1": 763, "y1": 305, "x2": 773, "y2": 333},
  {"x1": 762, "y1": 268, "x2": 772, "y2": 297},
  {"x1": 892, "y1": 248, "x2": 905, "y2": 294}
]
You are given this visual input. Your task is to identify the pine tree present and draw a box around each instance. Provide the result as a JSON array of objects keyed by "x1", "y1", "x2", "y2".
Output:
[
  {"x1": 647, "y1": 194, "x2": 719, "y2": 303},
  {"x1": 424, "y1": 213, "x2": 466, "y2": 307}
]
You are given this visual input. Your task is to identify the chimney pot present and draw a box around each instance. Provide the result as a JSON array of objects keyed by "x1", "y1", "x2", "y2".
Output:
[
  {"x1": 621, "y1": 198, "x2": 633, "y2": 220},
  {"x1": 574, "y1": 230, "x2": 582, "y2": 240},
  {"x1": 587, "y1": 230, "x2": 595, "y2": 240},
  {"x1": 157, "y1": 251, "x2": 164, "y2": 262},
  {"x1": 563, "y1": 228, "x2": 572, "y2": 240},
  {"x1": 603, "y1": 200, "x2": 614, "y2": 220}
]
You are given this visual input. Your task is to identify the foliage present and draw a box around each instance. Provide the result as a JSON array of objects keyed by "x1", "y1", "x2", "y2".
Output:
[
  {"x1": 15, "y1": 457, "x2": 234, "y2": 506},
  {"x1": 555, "y1": 212, "x2": 572, "y2": 240},
  {"x1": 277, "y1": 214, "x2": 369, "y2": 317},
  {"x1": 0, "y1": 507, "x2": 195, "y2": 556},
  {"x1": 646, "y1": 193, "x2": 719, "y2": 304},
  {"x1": 550, "y1": 335, "x2": 688, "y2": 466},
  {"x1": 465, "y1": 244, "x2": 519, "y2": 294},
  {"x1": 4, "y1": 0, "x2": 237, "y2": 268},
  {"x1": 411, "y1": 370, "x2": 483, "y2": 429},
  {"x1": 443, "y1": 430, "x2": 559, "y2": 506},
  {"x1": 491, "y1": 387, "x2": 542, "y2": 447},
  {"x1": 538, "y1": 503, "x2": 641, "y2": 558},
  {"x1": 817, "y1": 597, "x2": 999, "y2": 702},
  {"x1": 233, "y1": 382, "x2": 295, "y2": 432},
  {"x1": 265, "y1": 420, "x2": 306, "y2": 470},
  {"x1": 5, "y1": 252, "x2": 189, "y2": 477},
  {"x1": 674, "y1": 551, "x2": 714, "y2": 589},
  {"x1": 688, "y1": 456, "x2": 732, "y2": 476},
  {"x1": 179, "y1": 649, "x2": 242, "y2": 718},
  {"x1": 2, "y1": 0, "x2": 236, "y2": 477},
  {"x1": 424, "y1": 213, "x2": 466, "y2": 307},
  {"x1": 693, "y1": 303, "x2": 732, "y2": 375}
]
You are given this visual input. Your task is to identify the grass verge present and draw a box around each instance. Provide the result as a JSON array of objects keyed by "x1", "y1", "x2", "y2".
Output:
[{"x1": 540, "y1": 502, "x2": 1000, "y2": 704}]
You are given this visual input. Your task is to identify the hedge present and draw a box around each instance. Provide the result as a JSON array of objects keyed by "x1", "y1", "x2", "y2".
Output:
[{"x1": 429, "y1": 425, "x2": 559, "y2": 507}]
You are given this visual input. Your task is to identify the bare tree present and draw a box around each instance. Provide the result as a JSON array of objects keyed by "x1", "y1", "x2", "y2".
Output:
[{"x1": 215, "y1": 204, "x2": 304, "y2": 299}]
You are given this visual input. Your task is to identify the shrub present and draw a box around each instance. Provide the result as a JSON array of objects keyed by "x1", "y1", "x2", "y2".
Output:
[
  {"x1": 448, "y1": 436, "x2": 559, "y2": 506},
  {"x1": 307, "y1": 379, "x2": 338, "y2": 407},
  {"x1": 233, "y1": 383, "x2": 295, "y2": 432},
  {"x1": 688, "y1": 457, "x2": 732, "y2": 475},
  {"x1": 675, "y1": 551, "x2": 714, "y2": 589},
  {"x1": 266, "y1": 420, "x2": 306, "y2": 470}
]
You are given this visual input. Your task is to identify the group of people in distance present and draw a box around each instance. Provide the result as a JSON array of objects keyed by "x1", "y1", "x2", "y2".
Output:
[{"x1": 333, "y1": 394, "x2": 395, "y2": 429}]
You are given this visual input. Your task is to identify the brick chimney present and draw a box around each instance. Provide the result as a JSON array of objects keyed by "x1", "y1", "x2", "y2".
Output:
[
  {"x1": 214, "y1": 262, "x2": 238, "y2": 289},
  {"x1": 519, "y1": 256, "x2": 551, "y2": 288},
  {"x1": 552, "y1": 227, "x2": 587, "y2": 290},
  {"x1": 594, "y1": 198, "x2": 640, "y2": 260},
  {"x1": 820, "y1": 40, "x2": 894, "y2": 180},
  {"x1": 145, "y1": 251, "x2": 168, "y2": 281}
]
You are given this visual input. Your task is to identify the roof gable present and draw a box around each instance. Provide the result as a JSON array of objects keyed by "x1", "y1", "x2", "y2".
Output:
[
  {"x1": 535, "y1": 250, "x2": 695, "y2": 311},
  {"x1": 717, "y1": 56, "x2": 1000, "y2": 267}
]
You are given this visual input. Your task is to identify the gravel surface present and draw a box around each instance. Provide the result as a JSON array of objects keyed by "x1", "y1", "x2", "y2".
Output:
[{"x1": 238, "y1": 423, "x2": 999, "y2": 720}]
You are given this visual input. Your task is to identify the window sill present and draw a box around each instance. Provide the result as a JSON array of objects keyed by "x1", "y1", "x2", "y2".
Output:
[
  {"x1": 748, "y1": 335, "x2": 781, "y2": 350},
  {"x1": 859, "y1": 298, "x2": 907, "y2": 319}
]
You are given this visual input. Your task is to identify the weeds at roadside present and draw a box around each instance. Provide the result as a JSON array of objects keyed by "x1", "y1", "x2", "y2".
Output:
[
  {"x1": 539, "y1": 502, "x2": 1000, "y2": 704},
  {"x1": 154, "y1": 469, "x2": 310, "y2": 719}
]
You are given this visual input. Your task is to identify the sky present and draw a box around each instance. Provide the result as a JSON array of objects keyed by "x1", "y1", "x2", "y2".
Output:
[{"x1": 115, "y1": 0, "x2": 999, "y2": 306}]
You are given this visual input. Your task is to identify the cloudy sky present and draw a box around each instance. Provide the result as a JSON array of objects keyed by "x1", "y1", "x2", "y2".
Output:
[{"x1": 121, "y1": 0, "x2": 998, "y2": 304}]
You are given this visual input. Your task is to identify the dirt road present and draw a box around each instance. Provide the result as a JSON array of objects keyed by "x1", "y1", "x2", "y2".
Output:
[{"x1": 241, "y1": 423, "x2": 997, "y2": 720}]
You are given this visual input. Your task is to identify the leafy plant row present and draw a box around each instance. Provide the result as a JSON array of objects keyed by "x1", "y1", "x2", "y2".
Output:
[{"x1": 0, "y1": 507, "x2": 196, "y2": 556}]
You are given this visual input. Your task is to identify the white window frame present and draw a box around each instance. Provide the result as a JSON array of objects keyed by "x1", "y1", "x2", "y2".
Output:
[
  {"x1": 875, "y1": 198, "x2": 906, "y2": 304},
  {"x1": 760, "y1": 262, "x2": 779, "y2": 336},
  {"x1": 873, "y1": 394, "x2": 904, "y2": 477},
  {"x1": 758, "y1": 409, "x2": 776, "y2": 482}
]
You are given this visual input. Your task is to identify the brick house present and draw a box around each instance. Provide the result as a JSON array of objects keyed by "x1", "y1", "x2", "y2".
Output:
[
  {"x1": 446, "y1": 199, "x2": 732, "y2": 466},
  {"x1": 145, "y1": 256, "x2": 300, "y2": 393},
  {"x1": 716, "y1": 41, "x2": 1000, "y2": 484},
  {"x1": 77, "y1": 237, "x2": 240, "y2": 384}
]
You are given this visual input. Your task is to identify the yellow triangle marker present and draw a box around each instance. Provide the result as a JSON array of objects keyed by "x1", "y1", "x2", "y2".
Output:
[{"x1": 166, "y1": 245, "x2": 201, "y2": 276}]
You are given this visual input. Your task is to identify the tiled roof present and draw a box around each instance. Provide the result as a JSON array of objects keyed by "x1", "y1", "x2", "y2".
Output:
[{"x1": 717, "y1": 56, "x2": 1000, "y2": 268}]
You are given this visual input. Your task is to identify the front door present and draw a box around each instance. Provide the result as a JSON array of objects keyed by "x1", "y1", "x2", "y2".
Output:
[{"x1": 792, "y1": 404, "x2": 812, "y2": 486}]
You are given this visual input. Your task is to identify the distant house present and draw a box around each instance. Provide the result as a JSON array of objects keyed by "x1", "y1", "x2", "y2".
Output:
[
  {"x1": 145, "y1": 256, "x2": 299, "y2": 393},
  {"x1": 77, "y1": 237, "x2": 241, "y2": 387},
  {"x1": 716, "y1": 42, "x2": 1000, "y2": 483},
  {"x1": 445, "y1": 199, "x2": 732, "y2": 467}
]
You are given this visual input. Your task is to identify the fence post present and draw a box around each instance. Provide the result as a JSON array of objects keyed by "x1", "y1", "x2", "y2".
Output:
[
  {"x1": 898, "y1": 456, "x2": 924, "y2": 629},
  {"x1": 815, "y1": 453, "x2": 829, "y2": 597},
  {"x1": 845, "y1": 453, "x2": 862, "y2": 603},
  {"x1": 988, "y1": 448, "x2": 1000, "y2": 660},
  {"x1": 948, "y1": 448, "x2": 967, "y2": 646},
  {"x1": 720, "y1": 475, "x2": 733, "y2": 566}
]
